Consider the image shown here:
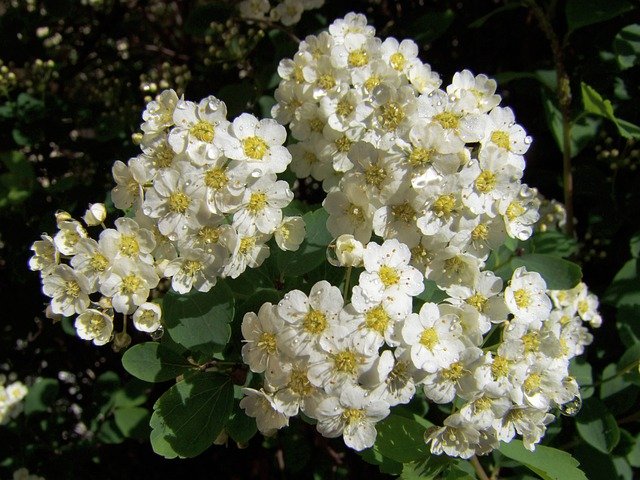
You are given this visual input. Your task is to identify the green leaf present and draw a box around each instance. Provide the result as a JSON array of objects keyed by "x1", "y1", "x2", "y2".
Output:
[
  {"x1": 163, "y1": 281, "x2": 235, "y2": 357},
  {"x1": 600, "y1": 363, "x2": 638, "y2": 415},
  {"x1": 527, "y1": 231, "x2": 578, "y2": 258},
  {"x1": 618, "y1": 344, "x2": 640, "y2": 385},
  {"x1": 226, "y1": 408, "x2": 257, "y2": 445},
  {"x1": 576, "y1": 398, "x2": 621, "y2": 453},
  {"x1": 581, "y1": 83, "x2": 640, "y2": 140},
  {"x1": 614, "y1": 24, "x2": 640, "y2": 70},
  {"x1": 616, "y1": 305, "x2": 640, "y2": 348},
  {"x1": 499, "y1": 440, "x2": 587, "y2": 480},
  {"x1": 0, "y1": 151, "x2": 35, "y2": 208},
  {"x1": 114, "y1": 407, "x2": 151, "y2": 440},
  {"x1": 360, "y1": 447, "x2": 403, "y2": 475},
  {"x1": 469, "y1": 2, "x2": 525, "y2": 28},
  {"x1": 24, "y1": 378, "x2": 59, "y2": 415},
  {"x1": 276, "y1": 208, "x2": 331, "y2": 277},
  {"x1": 566, "y1": 0, "x2": 634, "y2": 33},
  {"x1": 150, "y1": 372, "x2": 234, "y2": 458},
  {"x1": 630, "y1": 231, "x2": 640, "y2": 258},
  {"x1": 97, "y1": 417, "x2": 125, "y2": 444},
  {"x1": 399, "y1": 455, "x2": 451, "y2": 480},
  {"x1": 407, "y1": 10, "x2": 455, "y2": 43},
  {"x1": 122, "y1": 342, "x2": 194, "y2": 383},
  {"x1": 510, "y1": 253, "x2": 582, "y2": 290},
  {"x1": 542, "y1": 93, "x2": 600, "y2": 157},
  {"x1": 570, "y1": 357, "x2": 594, "y2": 399},
  {"x1": 374, "y1": 414, "x2": 431, "y2": 463}
]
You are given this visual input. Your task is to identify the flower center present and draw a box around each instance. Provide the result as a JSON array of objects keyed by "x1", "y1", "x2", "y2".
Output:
[
  {"x1": 334, "y1": 350, "x2": 358, "y2": 374},
  {"x1": 88, "y1": 313, "x2": 107, "y2": 336},
  {"x1": 364, "y1": 75, "x2": 380, "y2": 92},
  {"x1": 441, "y1": 361, "x2": 464, "y2": 381},
  {"x1": 378, "y1": 265, "x2": 400, "y2": 287},
  {"x1": 506, "y1": 201, "x2": 525, "y2": 221},
  {"x1": 247, "y1": 192, "x2": 268, "y2": 214},
  {"x1": 310, "y1": 118, "x2": 324, "y2": 132},
  {"x1": 490, "y1": 130, "x2": 511, "y2": 150},
  {"x1": 293, "y1": 65, "x2": 305, "y2": 83},
  {"x1": 466, "y1": 293, "x2": 487, "y2": 312},
  {"x1": 239, "y1": 236, "x2": 255, "y2": 255},
  {"x1": 345, "y1": 203, "x2": 364, "y2": 222},
  {"x1": 365, "y1": 305, "x2": 390, "y2": 335},
  {"x1": 316, "y1": 74, "x2": 336, "y2": 91},
  {"x1": 205, "y1": 167, "x2": 229, "y2": 190},
  {"x1": 190, "y1": 120, "x2": 215, "y2": 143},
  {"x1": 419, "y1": 327, "x2": 439, "y2": 350},
  {"x1": 137, "y1": 309, "x2": 157, "y2": 328},
  {"x1": 522, "y1": 331, "x2": 540, "y2": 353},
  {"x1": 154, "y1": 142, "x2": 175, "y2": 168},
  {"x1": 302, "y1": 309, "x2": 327, "y2": 334},
  {"x1": 121, "y1": 273, "x2": 142, "y2": 294},
  {"x1": 65, "y1": 280, "x2": 81, "y2": 298},
  {"x1": 475, "y1": 170, "x2": 497, "y2": 193},
  {"x1": 289, "y1": 368, "x2": 312, "y2": 396},
  {"x1": 336, "y1": 99, "x2": 354, "y2": 117},
  {"x1": 182, "y1": 259, "x2": 203, "y2": 276},
  {"x1": 364, "y1": 164, "x2": 387, "y2": 189},
  {"x1": 243, "y1": 136, "x2": 269, "y2": 160},
  {"x1": 90, "y1": 252, "x2": 109, "y2": 272},
  {"x1": 391, "y1": 202, "x2": 416, "y2": 224},
  {"x1": 513, "y1": 288, "x2": 531, "y2": 308},
  {"x1": 433, "y1": 112, "x2": 460, "y2": 130},
  {"x1": 491, "y1": 355, "x2": 510, "y2": 379},
  {"x1": 471, "y1": 224, "x2": 489, "y2": 241},
  {"x1": 335, "y1": 135, "x2": 352, "y2": 153},
  {"x1": 168, "y1": 191, "x2": 191, "y2": 214},
  {"x1": 257, "y1": 332, "x2": 277, "y2": 355},
  {"x1": 303, "y1": 151, "x2": 318, "y2": 164},
  {"x1": 444, "y1": 256, "x2": 465, "y2": 274},
  {"x1": 119, "y1": 235, "x2": 140, "y2": 256},
  {"x1": 524, "y1": 373, "x2": 541, "y2": 392},
  {"x1": 342, "y1": 407, "x2": 365, "y2": 425},
  {"x1": 432, "y1": 194, "x2": 456, "y2": 217},
  {"x1": 379, "y1": 101, "x2": 405, "y2": 131},
  {"x1": 390, "y1": 52, "x2": 406, "y2": 71},
  {"x1": 198, "y1": 226, "x2": 221, "y2": 245},
  {"x1": 347, "y1": 49, "x2": 369, "y2": 67},
  {"x1": 577, "y1": 300, "x2": 589, "y2": 316},
  {"x1": 408, "y1": 147, "x2": 434, "y2": 167}
]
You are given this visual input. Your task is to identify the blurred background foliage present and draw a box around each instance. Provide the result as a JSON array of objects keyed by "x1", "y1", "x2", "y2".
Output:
[{"x1": 1, "y1": 0, "x2": 639, "y2": 478}]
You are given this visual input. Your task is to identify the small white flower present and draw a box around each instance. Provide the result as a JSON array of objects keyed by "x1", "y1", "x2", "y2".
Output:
[
  {"x1": 240, "y1": 388, "x2": 289, "y2": 436},
  {"x1": 28, "y1": 234, "x2": 58, "y2": 276},
  {"x1": 53, "y1": 220, "x2": 87, "y2": 256},
  {"x1": 330, "y1": 234, "x2": 364, "y2": 267},
  {"x1": 233, "y1": 175, "x2": 293, "y2": 234},
  {"x1": 42, "y1": 265, "x2": 91, "y2": 317},
  {"x1": 132, "y1": 302, "x2": 162, "y2": 333},
  {"x1": 75, "y1": 309, "x2": 114, "y2": 346},
  {"x1": 82, "y1": 203, "x2": 106, "y2": 226},
  {"x1": 100, "y1": 259, "x2": 159, "y2": 314},
  {"x1": 426, "y1": 412, "x2": 481, "y2": 459},
  {"x1": 241, "y1": 303, "x2": 284, "y2": 378},
  {"x1": 274, "y1": 216, "x2": 306, "y2": 251},
  {"x1": 505, "y1": 267, "x2": 552, "y2": 325},
  {"x1": 164, "y1": 248, "x2": 223, "y2": 293}
]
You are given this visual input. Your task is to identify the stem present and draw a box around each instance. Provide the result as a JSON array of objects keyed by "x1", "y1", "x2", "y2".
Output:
[
  {"x1": 528, "y1": 0, "x2": 574, "y2": 237},
  {"x1": 343, "y1": 266, "x2": 352, "y2": 301},
  {"x1": 471, "y1": 455, "x2": 491, "y2": 480}
]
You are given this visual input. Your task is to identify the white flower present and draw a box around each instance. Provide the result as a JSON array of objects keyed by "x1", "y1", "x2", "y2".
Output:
[
  {"x1": 168, "y1": 95, "x2": 230, "y2": 163},
  {"x1": 505, "y1": 267, "x2": 552, "y2": 325},
  {"x1": 380, "y1": 37, "x2": 419, "y2": 74},
  {"x1": 315, "y1": 385, "x2": 389, "y2": 451},
  {"x1": 330, "y1": 234, "x2": 364, "y2": 267},
  {"x1": 75, "y1": 309, "x2": 113, "y2": 345},
  {"x1": 99, "y1": 217, "x2": 156, "y2": 265},
  {"x1": 426, "y1": 412, "x2": 481, "y2": 459},
  {"x1": 497, "y1": 406, "x2": 554, "y2": 451},
  {"x1": 241, "y1": 303, "x2": 284, "y2": 378},
  {"x1": 53, "y1": 220, "x2": 87, "y2": 256},
  {"x1": 141, "y1": 89, "x2": 179, "y2": 137},
  {"x1": 28, "y1": 234, "x2": 58, "y2": 276},
  {"x1": 274, "y1": 216, "x2": 305, "y2": 251},
  {"x1": 132, "y1": 302, "x2": 162, "y2": 333},
  {"x1": 447, "y1": 70, "x2": 500, "y2": 114},
  {"x1": 240, "y1": 388, "x2": 289, "y2": 436},
  {"x1": 271, "y1": 0, "x2": 304, "y2": 26},
  {"x1": 111, "y1": 157, "x2": 150, "y2": 211},
  {"x1": 238, "y1": 0, "x2": 270, "y2": 20},
  {"x1": 362, "y1": 349, "x2": 422, "y2": 406},
  {"x1": 222, "y1": 231, "x2": 271, "y2": 279},
  {"x1": 277, "y1": 280, "x2": 345, "y2": 357},
  {"x1": 233, "y1": 175, "x2": 293, "y2": 234},
  {"x1": 401, "y1": 302, "x2": 467, "y2": 372},
  {"x1": 70, "y1": 238, "x2": 111, "y2": 291},
  {"x1": 324, "y1": 182, "x2": 374, "y2": 243},
  {"x1": 42, "y1": 265, "x2": 91, "y2": 316},
  {"x1": 164, "y1": 248, "x2": 223, "y2": 293},
  {"x1": 82, "y1": 203, "x2": 106, "y2": 226},
  {"x1": 100, "y1": 259, "x2": 159, "y2": 314},
  {"x1": 500, "y1": 185, "x2": 540, "y2": 241},
  {"x1": 270, "y1": 359, "x2": 322, "y2": 417},
  {"x1": 225, "y1": 113, "x2": 292, "y2": 176}
]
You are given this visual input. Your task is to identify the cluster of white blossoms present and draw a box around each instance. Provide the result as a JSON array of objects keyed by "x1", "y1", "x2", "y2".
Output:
[
  {"x1": 29, "y1": 90, "x2": 303, "y2": 347},
  {"x1": 0, "y1": 379, "x2": 28, "y2": 425},
  {"x1": 11, "y1": 469, "x2": 45, "y2": 480},
  {"x1": 240, "y1": 235, "x2": 601, "y2": 456},
  {"x1": 237, "y1": 12, "x2": 603, "y2": 458},
  {"x1": 238, "y1": 0, "x2": 324, "y2": 27},
  {"x1": 273, "y1": 12, "x2": 541, "y2": 284}
]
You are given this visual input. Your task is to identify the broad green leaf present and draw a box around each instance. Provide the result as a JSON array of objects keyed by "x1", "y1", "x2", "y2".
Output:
[
  {"x1": 542, "y1": 93, "x2": 600, "y2": 157},
  {"x1": 416, "y1": 279, "x2": 448, "y2": 305},
  {"x1": 618, "y1": 343, "x2": 640, "y2": 385},
  {"x1": 0, "y1": 151, "x2": 35, "y2": 208},
  {"x1": 122, "y1": 342, "x2": 194, "y2": 383},
  {"x1": 112, "y1": 379, "x2": 150, "y2": 408},
  {"x1": 570, "y1": 357, "x2": 594, "y2": 399},
  {"x1": 374, "y1": 414, "x2": 428, "y2": 462},
  {"x1": 614, "y1": 24, "x2": 640, "y2": 70},
  {"x1": 600, "y1": 363, "x2": 638, "y2": 415},
  {"x1": 527, "y1": 231, "x2": 578, "y2": 258},
  {"x1": 566, "y1": 0, "x2": 634, "y2": 33},
  {"x1": 628, "y1": 433, "x2": 640, "y2": 467},
  {"x1": 276, "y1": 208, "x2": 331, "y2": 277},
  {"x1": 24, "y1": 378, "x2": 59, "y2": 415},
  {"x1": 150, "y1": 372, "x2": 234, "y2": 458},
  {"x1": 499, "y1": 440, "x2": 587, "y2": 480},
  {"x1": 510, "y1": 253, "x2": 582, "y2": 290},
  {"x1": 407, "y1": 10, "x2": 455, "y2": 43},
  {"x1": 226, "y1": 408, "x2": 257, "y2": 445},
  {"x1": 360, "y1": 447, "x2": 403, "y2": 475},
  {"x1": 163, "y1": 281, "x2": 235, "y2": 357},
  {"x1": 399, "y1": 455, "x2": 451, "y2": 480},
  {"x1": 630, "y1": 231, "x2": 640, "y2": 258},
  {"x1": 603, "y1": 259, "x2": 640, "y2": 307},
  {"x1": 114, "y1": 407, "x2": 150, "y2": 440},
  {"x1": 576, "y1": 397, "x2": 620, "y2": 453},
  {"x1": 97, "y1": 417, "x2": 125, "y2": 444}
]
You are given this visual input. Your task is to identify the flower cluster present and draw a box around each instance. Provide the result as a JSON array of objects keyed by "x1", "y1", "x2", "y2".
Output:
[
  {"x1": 0, "y1": 379, "x2": 27, "y2": 425},
  {"x1": 273, "y1": 12, "x2": 539, "y2": 287},
  {"x1": 241, "y1": 235, "x2": 600, "y2": 456},
  {"x1": 238, "y1": 0, "x2": 324, "y2": 26},
  {"x1": 29, "y1": 91, "x2": 303, "y2": 347}
]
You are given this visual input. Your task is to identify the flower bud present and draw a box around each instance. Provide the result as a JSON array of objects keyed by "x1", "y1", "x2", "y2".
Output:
[
  {"x1": 333, "y1": 234, "x2": 364, "y2": 267},
  {"x1": 82, "y1": 203, "x2": 106, "y2": 226},
  {"x1": 55, "y1": 210, "x2": 73, "y2": 225}
]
